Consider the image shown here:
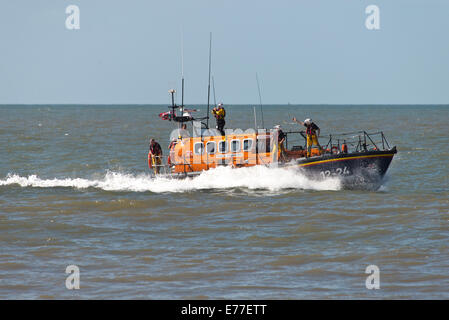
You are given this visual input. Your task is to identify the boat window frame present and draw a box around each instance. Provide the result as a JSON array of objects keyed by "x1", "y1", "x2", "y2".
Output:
[
  {"x1": 257, "y1": 136, "x2": 271, "y2": 153},
  {"x1": 206, "y1": 141, "x2": 216, "y2": 155},
  {"x1": 218, "y1": 140, "x2": 228, "y2": 154},
  {"x1": 230, "y1": 139, "x2": 241, "y2": 153},
  {"x1": 194, "y1": 142, "x2": 204, "y2": 155},
  {"x1": 242, "y1": 138, "x2": 254, "y2": 152}
]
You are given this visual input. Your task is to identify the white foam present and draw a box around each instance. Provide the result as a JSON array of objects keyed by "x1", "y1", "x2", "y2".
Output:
[{"x1": 0, "y1": 166, "x2": 341, "y2": 193}]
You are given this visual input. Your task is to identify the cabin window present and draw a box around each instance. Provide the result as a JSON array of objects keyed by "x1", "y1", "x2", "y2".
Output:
[
  {"x1": 218, "y1": 141, "x2": 227, "y2": 153},
  {"x1": 243, "y1": 139, "x2": 253, "y2": 151},
  {"x1": 194, "y1": 142, "x2": 204, "y2": 155},
  {"x1": 257, "y1": 137, "x2": 271, "y2": 153},
  {"x1": 206, "y1": 141, "x2": 216, "y2": 154},
  {"x1": 231, "y1": 140, "x2": 240, "y2": 153}
]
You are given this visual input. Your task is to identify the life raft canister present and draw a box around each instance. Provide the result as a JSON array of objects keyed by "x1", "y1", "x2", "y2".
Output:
[{"x1": 311, "y1": 147, "x2": 321, "y2": 156}]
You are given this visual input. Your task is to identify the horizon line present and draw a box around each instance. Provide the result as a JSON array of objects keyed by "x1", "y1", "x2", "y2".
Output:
[{"x1": 1, "y1": 103, "x2": 449, "y2": 106}]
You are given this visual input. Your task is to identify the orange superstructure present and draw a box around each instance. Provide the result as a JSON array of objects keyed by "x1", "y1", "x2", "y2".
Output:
[{"x1": 167, "y1": 132, "x2": 279, "y2": 174}]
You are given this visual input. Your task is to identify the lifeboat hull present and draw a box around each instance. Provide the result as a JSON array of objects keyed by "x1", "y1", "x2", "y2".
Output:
[
  {"x1": 157, "y1": 147, "x2": 397, "y2": 190},
  {"x1": 290, "y1": 147, "x2": 397, "y2": 189}
]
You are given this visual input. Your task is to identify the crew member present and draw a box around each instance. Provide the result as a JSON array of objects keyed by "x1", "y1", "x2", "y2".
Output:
[
  {"x1": 176, "y1": 123, "x2": 189, "y2": 139},
  {"x1": 274, "y1": 125, "x2": 287, "y2": 161},
  {"x1": 292, "y1": 117, "x2": 321, "y2": 157},
  {"x1": 212, "y1": 103, "x2": 226, "y2": 136},
  {"x1": 149, "y1": 138, "x2": 163, "y2": 174}
]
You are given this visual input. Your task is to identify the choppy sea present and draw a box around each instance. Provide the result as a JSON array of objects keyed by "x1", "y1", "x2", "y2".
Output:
[{"x1": 0, "y1": 104, "x2": 448, "y2": 299}]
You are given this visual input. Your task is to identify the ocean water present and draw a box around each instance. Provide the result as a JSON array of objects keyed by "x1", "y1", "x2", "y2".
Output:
[{"x1": 0, "y1": 104, "x2": 448, "y2": 299}]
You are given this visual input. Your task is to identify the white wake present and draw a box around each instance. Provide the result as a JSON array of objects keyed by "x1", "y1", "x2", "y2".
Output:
[{"x1": 0, "y1": 166, "x2": 341, "y2": 193}]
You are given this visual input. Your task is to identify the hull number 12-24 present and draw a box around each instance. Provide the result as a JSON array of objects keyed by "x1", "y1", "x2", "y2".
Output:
[{"x1": 320, "y1": 166, "x2": 350, "y2": 178}]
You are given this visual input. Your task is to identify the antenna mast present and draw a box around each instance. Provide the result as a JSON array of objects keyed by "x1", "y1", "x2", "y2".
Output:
[
  {"x1": 181, "y1": 27, "x2": 185, "y2": 111},
  {"x1": 206, "y1": 32, "x2": 212, "y2": 129},
  {"x1": 256, "y1": 73, "x2": 265, "y2": 129},
  {"x1": 212, "y1": 76, "x2": 217, "y2": 107},
  {"x1": 253, "y1": 106, "x2": 258, "y2": 129}
]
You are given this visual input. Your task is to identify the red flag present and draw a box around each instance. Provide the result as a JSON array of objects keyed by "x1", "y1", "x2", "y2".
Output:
[{"x1": 159, "y1": 111, "x2": 174, "y2": 120}]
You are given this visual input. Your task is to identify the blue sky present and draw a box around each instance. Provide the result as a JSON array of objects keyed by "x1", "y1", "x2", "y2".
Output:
[{"x1": 1, "y1": 0, "x2": 448, "y2": 104}]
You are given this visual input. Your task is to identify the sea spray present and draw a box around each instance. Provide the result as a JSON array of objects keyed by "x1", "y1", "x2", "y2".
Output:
[{"x1": 0, "y1": 166, "x2": 342, "y2": 193}]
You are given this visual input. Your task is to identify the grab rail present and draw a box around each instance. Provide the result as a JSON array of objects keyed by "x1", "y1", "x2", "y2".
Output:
[{"x1": 284, "y1": 130, "x2": 393, "y2": 155}]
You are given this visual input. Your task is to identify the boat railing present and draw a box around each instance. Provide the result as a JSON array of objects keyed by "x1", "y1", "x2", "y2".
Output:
[
  {"x1": 149, "y1": 155, "x2": 171, "y2": 175},
  {"x1": 284, "y1": 130, "x2": 306, "y2": 151},
  {"x1": 284, "y1": 130, "x2": 392, "y2": 155},
  {"x1": 323, "y1": 131, "x2": 392, "y2": 154},
  {"x1": 151, "y1": 154, "x2": 199, "y2": 175}
]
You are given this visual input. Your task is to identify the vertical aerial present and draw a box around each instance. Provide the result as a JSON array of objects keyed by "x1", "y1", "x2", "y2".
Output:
[
  {"x1": 256, "y1": 73, "x2": 265, "y2": 129},
  {"x1": 212, "y1": 76, "x2": 217, "y2": 107},
  {"x1": 206, "y1": 32, "x2": 212, "y2": 129},
  {"x1": 181, "y1": 27, "x2": 185, "y2": 114}
]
